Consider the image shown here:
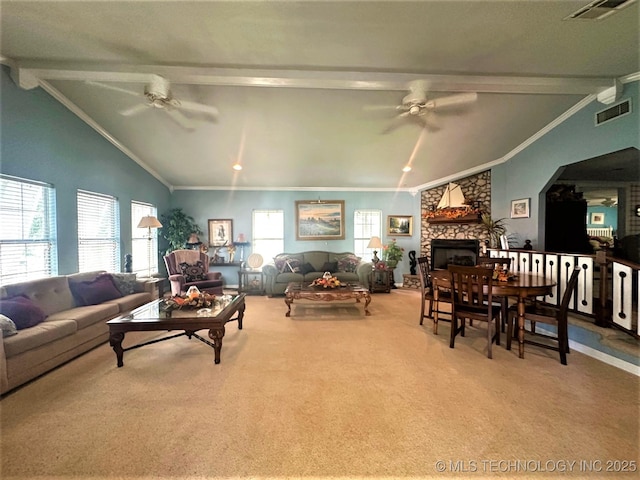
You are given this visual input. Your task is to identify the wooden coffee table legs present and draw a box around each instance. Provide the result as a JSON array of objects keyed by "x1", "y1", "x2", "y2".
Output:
[{"x1": 284, "y1": 290, "x2": 371, "y2": 316}]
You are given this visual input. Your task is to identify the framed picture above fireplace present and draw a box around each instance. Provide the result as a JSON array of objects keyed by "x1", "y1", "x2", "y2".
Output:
[{"x1": 510, "y1": 198, "x2": 530, "y2": 218}]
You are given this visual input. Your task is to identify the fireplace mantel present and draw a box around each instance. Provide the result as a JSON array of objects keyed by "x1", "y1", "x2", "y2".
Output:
[{"x1": 426, "y1": 213, "x2": 482, "y2": 224}]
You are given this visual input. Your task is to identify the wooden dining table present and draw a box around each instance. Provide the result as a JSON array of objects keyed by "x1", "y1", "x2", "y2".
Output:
[{"x1": 430, "y1": 270, "x2": 557, "y2": 359}]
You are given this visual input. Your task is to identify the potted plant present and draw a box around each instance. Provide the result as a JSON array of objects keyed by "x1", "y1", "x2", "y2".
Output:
[
  {"x1": 480, "y1": 213, "x2": 507, "y2": 248},
  {"x1": 382, "y1": 239, "x2": 405, "y2": 268},
  {"x1": 159, "y1": 208, "x2": 203, "y2": 255}
]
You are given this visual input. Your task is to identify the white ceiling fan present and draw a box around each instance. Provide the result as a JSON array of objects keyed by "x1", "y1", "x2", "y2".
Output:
[
  {"x1": 87, "y1": 75, "x2": 219, "y2": 130},
  {"x1": 365, "y1": 80, "x2": 478, "y2": 133}
]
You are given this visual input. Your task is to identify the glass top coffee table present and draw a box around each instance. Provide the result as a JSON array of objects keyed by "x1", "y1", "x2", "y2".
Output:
[
  {"x1": 284, "y1": 282, "x2": 371, "y2": 317},
  {"x1": 106, "y1": 294, "x2": 245, "y2": 367}
]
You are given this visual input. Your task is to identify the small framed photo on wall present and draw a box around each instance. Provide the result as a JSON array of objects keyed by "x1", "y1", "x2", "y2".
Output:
[
  {"x1": 510, "y1": 198, "x2": 530, "y2": 218},
  {"x1": 590, "y1": 213, "x2": 605, "y2": 225}
]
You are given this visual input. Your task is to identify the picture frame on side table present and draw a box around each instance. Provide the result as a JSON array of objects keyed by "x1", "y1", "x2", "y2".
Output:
[
  {"x1": 510, "y1": 198, "x2": 530, "y2": 218},
  {"x1": 208, "y1": 219, "x2": 233, "y2": 246},
  {"x1": 296, "y1": 200, "x2": 345, "y2": 240},
  {"x1": 590, "y1": 213, "x2": 605, "y2": 225},
  {"x1": 387, "y1": 215, "x2": 413, "y2": 236}
]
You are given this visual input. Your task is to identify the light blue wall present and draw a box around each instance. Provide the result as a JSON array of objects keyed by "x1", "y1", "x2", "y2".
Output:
[
  {"x1": 171, "y1": 189, "x2": 421, "y2": 276},
  {"x1": 491, "y1": 81, "x2": 639, "y2": 249},
  {"x1": 0, "y1": 66, "x2": 171, "y2": 275}
]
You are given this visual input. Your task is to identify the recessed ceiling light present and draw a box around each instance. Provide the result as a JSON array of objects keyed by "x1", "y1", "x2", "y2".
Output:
[
  {"x1": 232, "y1": 163, "x2": 242, "y2": 171},
  {"x1": 402, "y1": 165, "x2": 412, "y2": 172}
]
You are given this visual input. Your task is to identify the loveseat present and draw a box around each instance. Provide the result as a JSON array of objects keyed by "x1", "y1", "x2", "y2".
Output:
[
  {"x1": 0, "y1": 271, "x2": 155, "y2": 395},
  {"x1": 263, "y1": 251, "x2": 372, "y2": 296}
]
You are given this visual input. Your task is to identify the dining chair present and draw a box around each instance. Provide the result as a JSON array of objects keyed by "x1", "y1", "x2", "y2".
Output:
[
  {"x1": 417, "y1": 256, "x2": 451, "y2": 333},
  {"x1": 506, "y1": 265, "x2": 580, "y2": 365},
  {"x1": 476, "y1": 256, "x2": 513, "y2": 333},
  {"x1": 448, "y1": 265, "x2": 501, "y2": 359}
]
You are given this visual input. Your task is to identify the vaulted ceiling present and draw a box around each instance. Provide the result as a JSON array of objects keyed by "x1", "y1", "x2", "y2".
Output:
[{"x1": 1, "y1": 1, "x2": 638, "y2": 191}]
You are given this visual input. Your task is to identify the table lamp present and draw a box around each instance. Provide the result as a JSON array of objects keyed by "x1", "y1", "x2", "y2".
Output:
[
  {"x1": 137, "y1": 215, "x2": 163, "y2": 278},
  {"x1": 367, "y1": 236, "x2": 384, "y2": 264}
]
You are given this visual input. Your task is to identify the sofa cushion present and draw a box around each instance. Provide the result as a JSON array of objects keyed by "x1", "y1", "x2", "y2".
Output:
[
  {"x1": 276, "y1": 272, "x2": 304, "y2": 283},
  {"x1": 46, "y1": 303, "x2": 120, "y2": 330},
  {"x1": 299, "y1": 262, "x2": 316, "y2": 275},
  {"x1": 179, "y1": 261, "x2": 207, "y2": 282},
  {"x1": 321, "y1": 261, "x2": 338, "y2": 273},
  {"x1": 70, "y1": 274, "x2": 123, "y2": 306},
  {"x1": 0, "y1": 295, "x2": 47, "y2": 330},
  {"x1": 110, "y1": 273, "x2": 143, "y2": 295},
  {"x1": 302, "y1": 252, "x2": 330, "y2": 271},
  {"x1": 2, "y1": 319, "x2": 77, "y2": 359},
  {"x1": 337, "y1": 254, "x2": 361, "y2": 273},
  {"x1": 105, "y1": 292, "x2": 153, "y2": 313},
  {"x1": 1, "y1": 276, "x2": 75, "y2": 317},
  {"x1": 0, "y1": 314, "x2": 18, "y2": 338}
]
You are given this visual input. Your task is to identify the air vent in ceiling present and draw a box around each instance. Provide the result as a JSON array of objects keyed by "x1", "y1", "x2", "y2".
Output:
[
  {"x1": 595, "y1": 99, "x2": 631, "y2": 125},
  {"x1": 564, "y1": 0, "x2": 636, "y2": 20}
]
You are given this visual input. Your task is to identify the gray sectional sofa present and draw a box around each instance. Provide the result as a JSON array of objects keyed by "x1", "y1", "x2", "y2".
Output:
[
  {"x1": 0, "y1": 271, "x2": 155, "y2": 395},
  {"x1": 262, "y1": 251, "x2": 372, "y2": 296}
]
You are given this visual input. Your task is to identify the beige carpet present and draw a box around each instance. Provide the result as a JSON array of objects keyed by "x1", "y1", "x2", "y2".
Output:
[{"x1": 1, "y1": 290, "x2": 638, "y2": 480}]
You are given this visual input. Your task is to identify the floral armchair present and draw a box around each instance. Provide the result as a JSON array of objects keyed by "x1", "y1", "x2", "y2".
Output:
[{"x1": 163, "y1": 250, "x2": 224, "y2": 296}]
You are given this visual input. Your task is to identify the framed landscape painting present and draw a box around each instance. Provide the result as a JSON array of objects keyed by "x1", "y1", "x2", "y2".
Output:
[
  {"x1": 510, "y1": 198, "x2": 530, "y2": 218},
  {"x1": 591, "y1": 213, "x2": 605, "y2": 225},
  {"x1": 208, "y1": 219, "x2": 233, "y2": 246},
  {"x1": 387, "y1": 215, "x2": 413, "y2": 236},
  {"x1": 296, "y1": 200, "x2": 345, "y2": 240}
]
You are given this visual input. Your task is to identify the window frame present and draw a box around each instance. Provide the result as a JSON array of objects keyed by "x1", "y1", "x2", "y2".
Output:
[
  {"x1": 354, "y1": 209, "x2": 382, "y2": 261},
  {"x1": 252, "y1": 210, "x2": 284, "y2": 264},
  {"x1": 77, "y1": 189, "x2": 120, "y2": 273},
  {"x1": 0, "y1": 174, "x2": 58, "y2": 284},
  {"x1": 131, "y1": 201, "x2": 159, "y2": 276}
]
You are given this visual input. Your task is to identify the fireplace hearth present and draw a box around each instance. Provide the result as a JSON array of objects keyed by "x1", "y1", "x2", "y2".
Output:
[{"x1": 430, "y1": 239, "x2": 480, "y2": 270}]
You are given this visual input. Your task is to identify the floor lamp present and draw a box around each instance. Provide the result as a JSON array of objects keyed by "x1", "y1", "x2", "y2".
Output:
[{"x1": 137, "y1": 215, "x2": 163, "y2": 278}]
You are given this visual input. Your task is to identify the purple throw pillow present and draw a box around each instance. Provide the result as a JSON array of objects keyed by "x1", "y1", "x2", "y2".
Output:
[
  {"x1": 0, "y1": 295, "x2": 47, "y2": 330},
  {"x1": 70, "y1": 274, "x2": 123, "y2": 306}
]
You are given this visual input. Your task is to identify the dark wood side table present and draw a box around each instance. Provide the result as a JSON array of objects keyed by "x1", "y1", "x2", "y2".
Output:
[
  {"x1": 369, "y1": 269, "x2": 391, "y2": 293},
  {"x1": 238, "y1": 269, "x2": 265, "y2": 295}
]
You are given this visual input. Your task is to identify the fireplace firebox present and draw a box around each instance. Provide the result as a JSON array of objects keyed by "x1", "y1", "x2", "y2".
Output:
[{"x1": 430, "y1": 239, "x2": 480, "y2": 270}]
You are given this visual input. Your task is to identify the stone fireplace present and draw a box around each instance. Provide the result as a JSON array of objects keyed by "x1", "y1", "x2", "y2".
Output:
[{"x1": 421, "y1": 170, "x2": 491, "y2": 263}]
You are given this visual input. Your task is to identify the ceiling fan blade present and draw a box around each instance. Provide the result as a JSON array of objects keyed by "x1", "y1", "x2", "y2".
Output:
[
  {"x1": 363, "y1": 104, "x2": 401, "y2": 112},
  {"x1": 86, "y1": 81, "x2": 141, "y2": 98},
  {"x1": 120, "y1": 103, "x2": 150, "y2": 116},
  {"x1": 425, "y1": 92, "x2": 478, "y2": 110},
  {"x1": 164, "y1": 108, "x2": 197, "y2": 130},
  {"x1": 178, "y1": 100, "x2": 219, "y2": 119}
]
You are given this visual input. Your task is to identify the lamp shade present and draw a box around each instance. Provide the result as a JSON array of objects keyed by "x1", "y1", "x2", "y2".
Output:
[
  {"x1": 137, "y1": 215, "x2": 163, "y2": 229},
  {"x1": 367, "y1": 236, "x2": 383, "y2": 249}
]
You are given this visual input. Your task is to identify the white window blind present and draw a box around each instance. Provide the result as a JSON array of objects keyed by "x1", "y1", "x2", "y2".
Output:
[
  {"x1": 252, "y1": 210, "x2": 284, "y2": 262},
  {"x1": 77, "y1": 190, "x2": 120, "y2": 273},
  {"x1": 131, "y1": 202, "x2": 159, "y2": 276},
  {"x1": 354, "y1": 210, "x2": 382, "y2": 261},
  {"x1": 0, "y1": 175, "x2": 57, "y2": 284}
]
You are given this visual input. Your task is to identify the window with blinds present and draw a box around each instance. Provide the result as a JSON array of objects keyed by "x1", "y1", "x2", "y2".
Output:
[
  {"x1": 77, "y1": 190, "x2": 120, "y2": 273},
  {"x1": 252, "y1": 210, "x2": 284, "y2": 262},
  {"x1": 354, "y1": 210, "x2": 382, "y2": 260},
  {"x1": 0, "y1": 175, "x2": 57, "y2": 284},
  {"x1": 131, "y1": 201, "x2": 159, "y2": 276}
]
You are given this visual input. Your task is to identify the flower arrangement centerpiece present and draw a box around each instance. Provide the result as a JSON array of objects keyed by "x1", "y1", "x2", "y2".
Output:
[
  {"x1": 310, "y1": 272, "x2": 342, "y2": 289},
  {"x1": 382, "y1": 239, "x2": 404, "y2": 268},
  {"x1": 162, "y1": 286, "x2": 217, "y2": 311}
]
